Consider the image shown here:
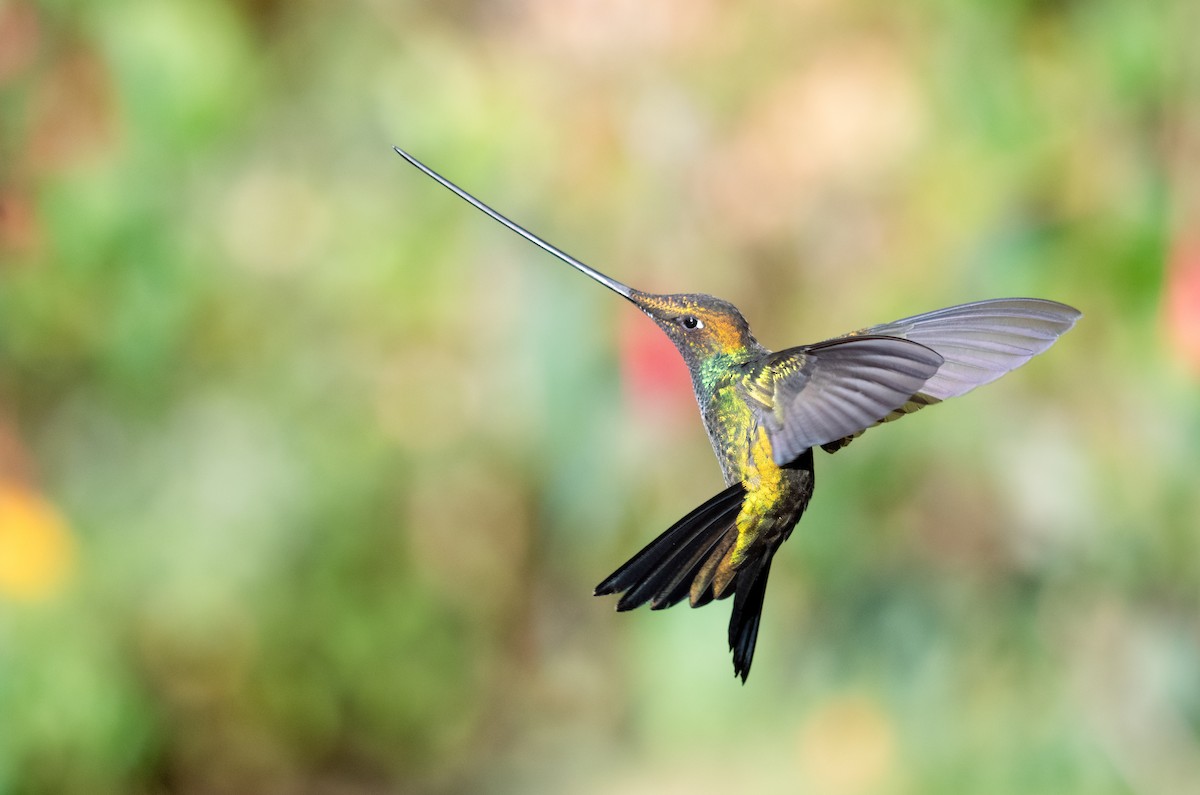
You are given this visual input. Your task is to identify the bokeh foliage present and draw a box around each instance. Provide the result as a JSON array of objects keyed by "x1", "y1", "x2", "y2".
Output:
[{"x1": 1, "y1": 1, "x2": 1197, "y2": 793}]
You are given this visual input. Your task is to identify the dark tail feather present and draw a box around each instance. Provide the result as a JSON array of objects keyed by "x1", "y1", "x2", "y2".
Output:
[
  {"x1": 684, "y1": 529, "x2": 738, "y2": 608},
  {"x1": 647, "y1": 526, "x2": 733, "y2": 610},
  {"x1": 596, "y1": 483, "x2": 778, "y2": 683},
  {"x1": 595, "y1": 484, "x2": 744, "y2": 611},
  {"x1": 616, "y1": 515, "x2": 733, "y2": 612},
  {"x1": 729, "y1": 551, "x2": 774, "y2": 683}
]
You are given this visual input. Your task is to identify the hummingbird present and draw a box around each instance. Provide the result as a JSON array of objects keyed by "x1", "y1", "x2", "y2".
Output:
[{"x1": 393, "y1": 146, "x2": 1081, "y2": 682}]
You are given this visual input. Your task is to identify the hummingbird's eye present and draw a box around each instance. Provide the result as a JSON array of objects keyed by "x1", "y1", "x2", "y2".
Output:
[{"x1": 680, "y1": 315, "x2": 703, "y2": 330}]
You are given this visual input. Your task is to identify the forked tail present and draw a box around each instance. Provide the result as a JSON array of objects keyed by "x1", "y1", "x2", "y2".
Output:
[{"x1": 594, "y1": 482, "x2": 778, "y2": 682}]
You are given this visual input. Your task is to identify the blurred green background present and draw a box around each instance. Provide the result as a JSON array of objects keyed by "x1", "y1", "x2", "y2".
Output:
[{"x1": 1, "y1": 1, "x2": 1198, "y2": 793}]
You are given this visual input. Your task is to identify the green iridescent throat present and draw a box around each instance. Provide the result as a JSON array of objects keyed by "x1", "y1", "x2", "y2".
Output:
[{"x1": 697, "y1": 351, "x2": 747, "y2": 394}]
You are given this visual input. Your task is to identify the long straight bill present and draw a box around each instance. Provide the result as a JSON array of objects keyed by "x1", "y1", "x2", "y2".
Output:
[{"x1": 392, "y1": 146, "x2": 634, "y2": 299}]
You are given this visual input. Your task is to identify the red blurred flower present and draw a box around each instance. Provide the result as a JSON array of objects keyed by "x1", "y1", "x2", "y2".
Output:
[
  {"x1": 618, "y1": 310, "x2": 694, "y2": 419},
  {"x1": 1165, "y1": 238, "x2": 1200, "y2": 374}
]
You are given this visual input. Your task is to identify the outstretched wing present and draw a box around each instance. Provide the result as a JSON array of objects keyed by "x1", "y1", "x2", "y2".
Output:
[
  {"x1": 741, "y1": 336, "x2": 944, "y2": 467},
  {"x1": 820, "y1": 298, "x2": 1082, "y2": 452}
]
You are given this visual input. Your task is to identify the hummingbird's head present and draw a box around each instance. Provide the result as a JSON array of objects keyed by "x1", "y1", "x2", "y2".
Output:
[{"x1": 630, "y1": 291, "x2": 762, "y2": 365}]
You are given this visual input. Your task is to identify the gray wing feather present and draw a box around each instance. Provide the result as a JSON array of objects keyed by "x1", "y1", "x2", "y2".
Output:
[
  {"x1": 848, "y1": 298, "x2": 1082, "y2": 400},
  {"x1": 745, "y1": 336, "x2": 944, "y2": 467},
  {"x1": 816, "y1": 298, "x2": 1082, "y2": 453}
]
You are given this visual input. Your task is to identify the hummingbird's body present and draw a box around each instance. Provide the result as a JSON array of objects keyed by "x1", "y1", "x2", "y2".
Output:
[
  {"x1": 622, "y1": 293, "x2": 807, "y2": 601},
  {"x1": 394, "y1": 147, "x2": 1081, "y2": 682}
]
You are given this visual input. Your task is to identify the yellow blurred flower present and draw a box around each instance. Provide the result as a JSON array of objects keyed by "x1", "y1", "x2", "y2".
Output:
[
  {"x1": 0, "y1": 481, "x2": 74, "y2": 600},
  {"x1": 797, "y1": 693, "x2": 898, "y2": 795}
]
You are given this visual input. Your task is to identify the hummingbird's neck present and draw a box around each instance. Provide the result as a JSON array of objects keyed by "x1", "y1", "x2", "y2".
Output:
[{"x1": 694, "y1": 345, "x2": 765, "y2": 396}]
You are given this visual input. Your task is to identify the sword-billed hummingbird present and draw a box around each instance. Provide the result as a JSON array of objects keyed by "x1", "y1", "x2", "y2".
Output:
[{"x1": 393, "y1": 146, "x2": 1081, "y2": 682}]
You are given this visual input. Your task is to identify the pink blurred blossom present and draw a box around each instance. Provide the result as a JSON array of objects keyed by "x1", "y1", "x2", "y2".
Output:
[
  {"x1": 618, "y1": 311, "x2": 694, "y2": 419},
  {"x1": 1164, "y1": 238, "x2": 1200, "y2": 373}
]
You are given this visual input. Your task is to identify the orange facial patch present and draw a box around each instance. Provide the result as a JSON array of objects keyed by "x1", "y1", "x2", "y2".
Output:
[{"x1": 699, "y1": 310, "x2": 748, "y2": 354}]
